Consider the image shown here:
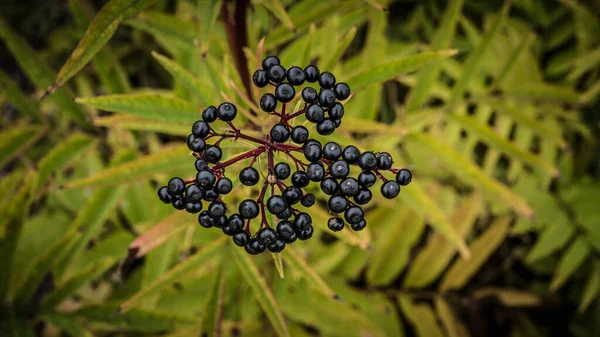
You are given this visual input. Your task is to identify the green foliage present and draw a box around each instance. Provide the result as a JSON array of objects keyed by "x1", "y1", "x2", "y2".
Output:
[{"x1": 1, "y1": 0, "x2": 599, "y2": 336}]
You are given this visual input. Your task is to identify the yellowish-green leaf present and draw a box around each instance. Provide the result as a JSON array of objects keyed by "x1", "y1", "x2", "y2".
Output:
[
  {"x1": 526, "y1": 220, "x2": 574, "y2": 263},
  {"x1": 272, "y1": 253, "x2": 285, "y2": 280},
  {"x1": 128, "y1": 212, "x2": 188, "y2": 259},
  {"x1": 400, "y1": 179, "x2": 470, "y2": 259},
  {"x1": 118, "y1": 237, "x2": 225, "y2": 313},
  {"x1": 449, "y1": 114, "x2": 559, "y2": 177},
  {"x1": 256, "y1": 0, "x2": 296, "y2": 32},
  {"x1": 284, "y1": 246, "x2": 337, "y2": 299},
  {"x1": 231, "y1": 244, "x2": 290, "y2": 337},
  {"x1": 0, "y1": 126, "x2": 46, "y2": 168},
  {"x1": 40, "y1": 313, "x2": 93, "y2": 337},
  {"x1": 398, "y1": 295, "x2": 444, "y2": 337},
  {"x1": 152, "y1": 52, "x2": 212, "y2": 105},
  {"x1": 440, "y1": 216, "x2": 511, "y2": 291},
  {"x1": 198, "y1": 261, "x2": 225, "y2": 337},
  {"x1": 321, "y1": 26, "x2": 357, "y2": 71},
  {"x1": 435, "y1": 297, "x2": 469, "y2": 337},
  {"x1": 51, "y1": 0, "x2": 157, "y2": 91},
  {"x1": 36, "y1": 134, "x2": 93, "y2": 190},
  {"x1": 579, "y1": 263, "x2": 600, "y2": 312},
  {"x1": 550, "y1": 238, "x2": 590, "y2": 292},
  {"x1": 473, "y1": 288, "x2": 541, "y2": 307},
  {"x1": 504, "y1": 83, "x2": 580, "y2": 103},
  {"x1": 0, "y1": 69, "x2": 41, "y2": 121},
  {"x1": 494, "y1": 32, "x2": 535, "y2": 88},
  {"x1": 196, "y1": 0, "x2": 222, "y2": 56},
  {"x1": 94, "y1": 114, "x2": 189, "y2": 136},
  {"x1": 406, "y1": 0, "x2": 464, "y2": 110},
  {"x1": 346, "y1": 49, "x2": 459, "y2": 91},
  {"x1": 62, "y1": 144, "x2": 190, "y2": 189},
  {"x1": 77, "y1": 305, "x2": 196, "y2": 332},
  {"x1": 76, "y1": 94, "x2": 199, "y2": 124},
  {"x1": 404, "y1": 193, "x2": 481, "y2": 288},
  {"x1": 407, "y1": 133, "x2": 533, "y2": 218}
]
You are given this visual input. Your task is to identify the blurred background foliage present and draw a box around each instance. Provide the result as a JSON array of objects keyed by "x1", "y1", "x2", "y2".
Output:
[{"x1": 1, "y1": 0, "x2": 600, "y2": 336}]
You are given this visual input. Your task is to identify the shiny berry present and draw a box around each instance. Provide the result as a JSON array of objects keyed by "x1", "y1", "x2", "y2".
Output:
[
  {"x1": 358, "y1": 171, "x2": 376, "y2": 187},
  {"x1": 203, "y1": 145, "x2": 222, "y2": 163},
  {"x1": 198, "y1": 211, "x2": 214, "y2": 228},
  {"x1": 316, "y1": 119, "x2": 336, "y2": 135},
  {"x1": 302, "y1": 87, "x2": 317, "y2": 103},
  {"x1": 253, "y1": 69, "x2": 269, "y2": 87},
  {"x1": 329, "y1": 103, "x2": 344, "y2": 119},
  {"x1": 318, "y1": 72, "x2": 336, "y2": 89},
  {"x1": 340, "y1": 177, "x2": 360, "y2": 196},
  {"x1": 270, "y1": 123, "x2": 290, "y2": 143},
  {"x1": 328, "y1": 217, "x2": 344, "y2": 232},
  {"x1": 377, "y1": 152, "x2": 393, "y2": 170},
  {"x1": 301, "y1": 193, "x2": 315, "y2": 207},
  {"x1": 192, "y1": 120, "x2": 210, "y2": 138},
  {"x1": 239, "y1": 199, "x2": 259, "y2": 219},
  {"x1": 245, "y1": 238, "x2": 266, "y2": 255},
  {"x1": 277, "y1": 221, "x2": 296, "y2": 237},
  {"x1": 185, "y1": 202, "x2": 202, "y2": 214},
  {"x1": 262, "y1": 56, "x2": 280, "y2": 70},
  {"x1": 239, "y1": 167, "x2": 260, "y2": 186},
  {"x1": 196, "y1": 171, "x2": 215, "y2": 189},
  {"x1": 396, "y1": 169, "x2": 412, "y2": 186},
  {"x1": 381, "y1": 181, "x2": 400, "y2": 199},
  {"x1": 297, "y1": 226, "x2": 314, "y2": 240},
  {"x1": 187, "y1": 135, "x2": 206, "y2": 152},
  {"x1": 268, "y1": 65, "x2": 286, "y2": 83},
  {"x1": 172, "y1": 198, "x2": 185, "y2": 210},
  {"x1": 303, "y1": 142, "x2": 322, "y2": 162},
  {"x1": 328, "y1": 195, "x2": 348, "y2": 213},
  {"x1": 267, "y1": 195, "x2": 287, "y2": 215},
  {"x1": 304, "y1": 65, "x2": 319, "y2": 82},
  {"x1": 351, "y1": 219, "x2": 366, "y2": 231},
  {"x1": 344, "y1": 206, "x2": 364, "y2": 225},
  {"x1": 287, "y1": 66, "x2": 306, "y2": 86},
  {"x1": 217, "y1": 102, "x2": 237, "y2": 121},
  {"x1": 214, "y1": 215, "x2": 228, "y2": 228},
  {"x1": 257, "y1": 227, "x2": 278, "y2": 245},
  {"x1": 274, "y1": 162, "x2": 291, "y2": 180},
  {"x1": 267, "y1": 238, "x2": 286, "y2": 253},
  {"x1": 307, "y1": 162, "x2": 325, "y2": 182},
  {"x1": 203, "y1": 189, "x2": 219, "y2": 202},
  {"x1": 306, "y1": 104, "x2": 325, "y2": 123},
  {"x1": 354, "y1": 188, "x2": 372, "y2": 205},
  {"x1": 342, "y1": 145, "x2": 361, "y2": 164},
  {"x1": 260, "y1": 93, "x2": 277, "y2": 112},
  {"x1": 275, "y1": 83, "x2": 296, "y2": 103},
  {"x1": 292, "y1": 171, "x2": 309, "y2": 188},
  {"x1": 202, "y1": 106, "x2": 217, "y2": 123},
  {"x1": 158, "y1": 186, "x2": 173, "y2": 203},
  {"x1": 291, "y1": 126, "x2": 309, "y2": 144},
  {"x1": 358, "y1": 152, "x2": 377, "y2": 170},
  {"x1": 233, "y1": 231, "x2": 250, "y2": 247},
  {"x1": 215, "y1": 178, "x2": 233, "y2": 194},
  {"x1": 318, "y1": 89, "x2": 336, "y2": 107},
  {"x1": 283, "y1": 186, "x2": 302, "y2": 204},
  {"x1": 228, "y1": 214, "x2": 245, "y2": 232},
  {"x1": 276, "y1": 207, "x2": 293, "y2": 220},
  {"x1": 333, "y1": 82, "x2": 351, "y2": 100},
  {"x1": 208, "y1": 201, "x2": 226, "y2": 218},
  {"x1": 330, "y1": 160, "x2": 349, "y2": 179},
  {"x1": 186, "y1": 184, "x2": 203, "y2": 202},
  {"x1": 195, "y1": 159, "x2": 208, "y2": 171},
  {"x1": 168, "y1": 177, "x2": 185, "y2": 196},
  {"x1": 320, "y1": 178, "x2": 338, "y2": 195},
  {"x1": 323, "y1": 142, "x2": 342, "y2": 160}
]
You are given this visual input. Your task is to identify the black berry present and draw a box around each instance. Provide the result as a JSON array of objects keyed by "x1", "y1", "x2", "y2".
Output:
[
  {"x1": 320, "y1": 178, "x2": 338, "y2": 195},
  {"x1": 274, "y1": 162, "x2": 291, "y2": 180},
  {"x1": 260, "y1": 93, "x2": 277, "y2": 112},
  {"x1": 215, "y1": 178, "x2": 233, "y2": 194},
  {"x1": 323, "y1": 142, "x2": 342, "y2": 160},
  {"x1": 333, "y1": 82, "x2": 351, "y2": 100},
  {"x1": 253, "y1": 69, "x2": 269, "y2": 87},
  {"x1": 291, "y1": 126, "x2": 309, "y2": 144},
  {"x1": 396, "y1": 169, "x2": 412, "y2": 186},
  {"x1": 287, "y1": 66, "x2": 306, "y2": 86},
  {"x1": 318, "y1": 89, "x2": 336, "y2": 107},
  {"x1": 318, "y1": 72, "x2": 336, "y2": 89},
  {"x1": 358, "y1": 152, "x2": 377, "y2": 170},
  {"x1": 358, "y1": 171, "x2": 376, "y2": 187},
  {"x1": 330, "y1": 160, "x2": 349, "y2": 179},
  {"x1": 300, "y1": 193, "x2": 315, "y2": 207},
  {"x1": 304, "y1": 65, "x2": 319, "y2": 82},
  {"x1": 328, "y1": 217, "x2": 344, "y2": 232},
  {"x1": 239, "y1": 199, "x2": 259, "y2": 219},
  {"x1": 203, "y1": 145, "x2": 222, "y2": 163},
  {"x1": 202, "y1": 106, "x2": 217, "y2": 123},
  {"x1": 268, "y1": 65, "x2": 286, "y2": 83},
  {"x1": 306, "y1": 104, "x2": 325, "y2": 123},
  {"x1": 377, "y1": 152, "x2": 393, "y2": 170},
  {"x1": 275, "y1": 83, "x2": 296, "y2": 103},
  {"x1": 239, "y1": 167, "x2": 260, "y2": 186},
  {"x1": 381, "y1": 181, "x2": 400, "y2": 199},
  {"x1": 270, "y1": 123, "x2": 290, "y2": 143},
  {"x1": 217, "y1": 102, "x2": 237, "y2": 121},
  {"x1": 302, "y1": 87, "x2": 317, "y2": 103},
  {"x1": 158, "y1": 186, "x2": 172, "y2": 203},
  {"x1": 262, "y1": 56, "x2": 280, "y2": 70},
  {"x1": 342, "y1": 145, "x2": 361, "y2": 164},
  {"x1": 168, "y1": 177, "x2": 185, "y2": 196},
  {"x1": 328, "y1": 195, "x2": 348, "y2": 213}
]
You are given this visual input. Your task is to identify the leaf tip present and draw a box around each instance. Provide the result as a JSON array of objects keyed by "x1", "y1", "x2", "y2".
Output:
[{"x1": 40, "y1": 84, "x2": 57, "y2": 101}]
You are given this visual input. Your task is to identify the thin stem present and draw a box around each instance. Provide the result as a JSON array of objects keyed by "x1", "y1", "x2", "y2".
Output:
[{"x1": 212, "y1": 146, "x2": 266, "y2": 171}]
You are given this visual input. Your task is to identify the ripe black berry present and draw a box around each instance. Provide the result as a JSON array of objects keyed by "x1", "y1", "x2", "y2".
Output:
[
  {"x1": 268, "y1": 65, "x2": 286, "y2": 83},
  {"x1": 172, "y1": 198, "x2": 185, "y2": 210},
  {"x1": 262, "y1": 55, "x2": 280, "y2": 70},
  {"x1": 303, "y1": 142, "x2": 322, "y2": 162},
  {"x1": 323, "y1": 142, "x2": 342, "y2": 160},
  {"x1": 228, "y1": 214, "x2": 245, "y2": 232},
  {"x1": 329, "y1": 103, "x2": 344, "y2": 119},
  {"x1": 354, "y1": 188, "x2": 372, "y2": 205},
  {"x1": 297, "y1": 226, "x2": 314, "y2": 240},
  {"x1": 320, "y1": 178, "x2": 338, "y2": 195},
  {"x1": 318, "y1": 71, "x2": 336, "y2": 89},
  {"x1": 253, "y1": 69, "x2": 269, "y2": 87},
  {"x1": 276, "y1": 207, "x2": 293, "y2": 220},
  {"x1": 306, "y1": 104, "x2": 325, "y2": 123},
  {"x1": 195, "y1": 159, "x2": 208, "y2": 171},
  {"x1": 239, "y1": 167, "x2": 260, "y2": 186},
  {"x1": 377, "y1": 152, "x2": 393, "y2": 170},
  {"x1": 300, "y1": 193, "x2": 315, "y2": 207},
  {"x1": 202, "y1": 106, "x2": 217, "y2": 123},
  {"x1": 396, "y1": 169, "x2": 412, "y2": 186},
  {"x1": 245, "y1": 238, "x2": 266, "y2": 255},
  {"x1": 302, "y1": 87, "x2": 317, "y2": 103},
  {"x1": 282, "y1": 186, "x2": 302, "y2": 204},
  {"x1": 186, "y1": 184, "x2": 203, "y2": 202},
  {"x1": 318, "y1": 89, "x2": 336, "y2": 108},
  {"x1": 358, "y1": 151, "x2": 377, "y2": 170},
  {"x1": 328, "y1": 217, "x2": 344, "y2": 232},
  {"x1": 208, "y1": 201, "x2": 226, "y2": 218},
  {"x1": 192, "y1": 120, "x2": 210, "y2": 138},
  {"x1": 328, "y1": 195, "x2": 348, "y2": 213},
  {"x1": 168, "y1": 177, "x2": 185, "y2": 196},
  {"x1": 185, "y1": 202, "x2": 201, "y2": 214},
  {"x1": 342, "y1": 145, "x2": 361, "y2": 164},
  {"x1": 187, "y1": 135, "x2": 206, "y2": 152},
  {"x1": 239, "y1": 199, "x2": 259, "y2": 219},
  {"x1": 358, "y1": 171, "x2": 376, "y2": 187},
  {"x1": 291, "y1": 171, "x2": 309, "y2": 188},
  {"x1": 233, "y1": 231, "x2": 250, "y2": 247},
  {"x1": 381, "y1": 181, "x2": 400, "y2": 199},
  {"x1": 203, "y1": 146, "x2": 222, "y2": 163},
  {"x1": 158, "y1": 186, "x2": 173, "y2": 203},
  {"x1": 344, "y1": 206, "x2": 364, "y2": 225},
  {"x1": 260, "y1": 93, "x2": 277, "y2": 112},
  {"x1": 217, "y1": 102, "x2": 237, "y2": 121},
  {"x1": 307, "y1": 162, "x2": 325, "y2": 182},
  {"x1": 196, "y1": 170, "x2": 216, "y2": 189},
  {"x1": 267, "y1": 238, "x2": 286, "y2": 253},
  {"x1": 270, "y1": 123, "x2": 290, "y2": 143},
  {"x1": 257, "y1": 227, "x2": 277, "y2": 245},
  {"x1": 215, "y1": 178, "x2": 233, "y2": 194},
  {"x1": 304, "y1": 65, "x2": 319, "y2": 82},
  {"x1": 203, "y1": 189, "x2": 219, "y2": 201},
  {"x1": 290, "y1": 126, "x2": 309, "y2": 144},
  {"x1": 351, "y1": 219, "x2": 367, "y2": 231},
  {"x1": 339, "y1": 177, "x2": 360, "y2": 196},
  {"x1": 316, "y1": 119, "x2": 336, "y2": 135},
  {"x1": 275, "y1": 83, "x2": 296, "y2": 103},
  {"x1": 330, "y1": 160, "x2": 349, "y2": 179},
  {"x1": 333, "y1": 82, "x2": 351, "y2": 100},
  {"x1": 267, "y1": 195, "x2": 287, "y2": 215},
  {"x1": 198, "y1": 211, "x2": 214, "y2": 228},
  {"x1": 286, "y1": 66, "x2": 306, "y2": 86},
  {"x1": 274, "y1": 162, "x2": 291, "y2": 180},
  {"x1": 277, "y1": 221, "x2": 296, "y2": 237}
]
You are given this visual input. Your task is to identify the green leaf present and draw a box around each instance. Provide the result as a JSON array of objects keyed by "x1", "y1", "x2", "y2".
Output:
[
  {"x1": 494, "y1": 32, "x2": 535, "y2": 88},
  {"x1": 231, "y1": 244, "x2": 290, "y2": 337},
  {"x1": 0, "y1": 126, "x2": 46, "y2": 168},
  {"x1": 40, "y1": 313, "x2": 94, "y2": 337},
  {"x1": 526, "y1": 220, "x2": 574, "y2": 263},
  {"x1": 196, "y1": 0, "x2": 222, "y2": 56},
  {"x1": 94, "y1": 115, "x2": 189, "y2": 136},
  {"x1": 51, "y1": 0, "x2": 157, "y2": 91},
  {"x1": 400, "y1": 179, "x2": 470, "y2": 259},
  {"x1": 128, "y1": 212, "x2": 188, "y2": 260},
  {"x1": 550, "y1": 238, "x2": 590, "y2": 291},
  {"x1": 407, "y1": 133, "x2": 533, "y2": 218},
  {"x1": 76, "y1": 305, "x2": 196, "y2": 332},
  {"x1": 398, "y1": 295, "x2": 444, "y2": 337},
  {"x1": 321, "y1": 25, "x2": 357, "y2": 71},
  {"x1": 198, "y1": 262, "x2": 225, "y2": 337},
  {"x1": 256, "y1": 0, "x2": 296, "y2": 32},
  {"x1": 473, "y1": 288, "x2": 540, "y2": 307},
  {"x1": 36, "y1": 134, "x2": 93, "y2": 190},
  {"x1": 0, "y1": 69, "x2": 41, "y2": 121},
  {"x1": 504, "y1": 83, "x2": 580, "y2": 103},
  {"x1": 449, "y1": 114, "x2": 559, "y2": 177},
  {"x1": 406, "y1": 0, "x2": 464, "y2": 111},
  {"x1": 118, "y1": 237, "x2": 226, "y2": 313},
  {"x1": 404, "y1": 193, "x2": 481, "y2": 288},
  {"x1": 62, "y1": 144, "x2": 190, "y2": 189},
  {"x1": 76, "y1": 94, "x2": 199, "y2": 124},
  {"x1": 42, "y1": 257, "x2": 115, "y2": 310},
  {"x1": 440, "y1": 216, "x2": 511, "y2": 291},
  {"x1": 272, "y1": 252, "x2": 285, "y2": 279},
  {"x1": 435, "y1": 297, "x2": 469, "y2": 337},
  {"x1": 346, "y1": 49, "x2": 458, "y2": 92},
  {"x1": 152, "y1": 51, "x2": 212, "y2": 106},
  {"x1": 579, "y1": 263, "x2": 600, "y2": 312},
  {"x1": 283, "y1": 246, "x2": 338, "y2": 300}
]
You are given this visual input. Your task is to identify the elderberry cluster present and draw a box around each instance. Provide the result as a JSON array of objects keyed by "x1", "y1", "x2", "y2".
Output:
[{"x1": 157, "y1": 56, "x2": 412, "y2": 255}]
